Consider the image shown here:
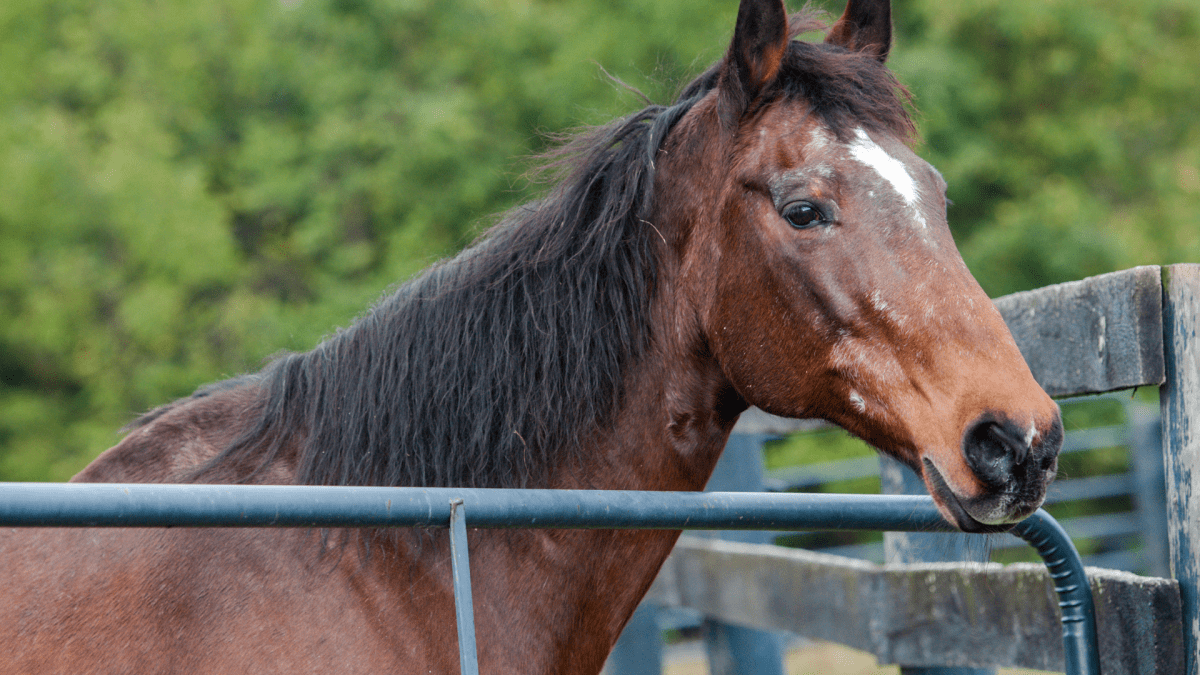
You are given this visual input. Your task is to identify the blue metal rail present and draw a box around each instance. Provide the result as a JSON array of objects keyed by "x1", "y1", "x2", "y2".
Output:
[{"x1": 0, "y1": 483, "x2": 1100, "y2": 675}]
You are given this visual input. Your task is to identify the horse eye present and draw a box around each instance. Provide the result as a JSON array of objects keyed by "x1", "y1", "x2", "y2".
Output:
[{"x1": 783, "y1": 202, "x2": 823, "y2": 230}]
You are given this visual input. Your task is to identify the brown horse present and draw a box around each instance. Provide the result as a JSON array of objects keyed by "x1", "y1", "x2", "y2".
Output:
[{"x1": 1, "y1": 0, "x2": 1062, "y2": 672}]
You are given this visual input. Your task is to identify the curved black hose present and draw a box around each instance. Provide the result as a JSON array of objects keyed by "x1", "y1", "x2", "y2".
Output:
[{"x1": 1013, "y1": 510, "x2": 1102, "y2": 675}]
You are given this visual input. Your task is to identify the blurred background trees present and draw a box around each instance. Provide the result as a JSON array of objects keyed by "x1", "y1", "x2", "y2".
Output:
[{"x1": 0, "y1": 0, "x2": 1196, "y2": 479}]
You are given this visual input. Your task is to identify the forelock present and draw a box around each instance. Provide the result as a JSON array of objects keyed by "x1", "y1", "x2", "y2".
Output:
[{"x1": 776, "y1": 36, "x2": 917, "y2": 146}]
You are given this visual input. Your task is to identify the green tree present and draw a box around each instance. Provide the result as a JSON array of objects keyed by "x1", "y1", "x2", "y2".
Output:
[
  {"x1": 890, "y1": 0, "x2": 1200, "y2": 295},
  {"x1": 0, "y1": 0, "x2": 737, "y2": 479},
  {"x1": 0, "y1": 0, "x2": 1197, "y2": 480}
]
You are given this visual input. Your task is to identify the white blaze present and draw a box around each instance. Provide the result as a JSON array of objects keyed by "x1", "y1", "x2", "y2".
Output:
[
  {"x1": 849, "y1": 128, "x2": 917, "y2": 203},
  {"x1": 848, "y1": 128, "x2": 928, "y2": 230}
]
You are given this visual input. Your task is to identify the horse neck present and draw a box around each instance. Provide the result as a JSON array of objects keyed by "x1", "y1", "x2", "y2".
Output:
[
  {"x1": 551, "y1": 301, "x2": 745, "y2": 493},
  {"x1": 556, "y1": 141, "x2": 745, "y2": 493},
  {"x1": 477, "y1": 322, "x2": 745, "y2": 673}
]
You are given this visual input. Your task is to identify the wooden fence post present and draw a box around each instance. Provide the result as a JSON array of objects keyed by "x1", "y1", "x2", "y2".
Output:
[
  {"x1": 1160, "y1": 263, "x2": 1200, "y2": 675},
  {"x1": 1127, "y1": 402, "x2": 1171, "y2": 578}
]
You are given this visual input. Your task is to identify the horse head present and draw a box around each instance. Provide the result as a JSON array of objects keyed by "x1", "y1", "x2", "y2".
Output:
[{"x1": 656, "y1": 0, "x2": 1062, "y2": 532}]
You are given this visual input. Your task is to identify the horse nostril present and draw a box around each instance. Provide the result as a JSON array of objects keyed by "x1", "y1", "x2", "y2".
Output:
[
  {"x1": 963, "y1": 418, "x2": 1030, "y2": 487},
  {"x1": 996, "y1": 424, "x2": 1029, "y2": 466}
]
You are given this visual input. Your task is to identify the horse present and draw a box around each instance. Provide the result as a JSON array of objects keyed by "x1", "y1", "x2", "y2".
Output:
[{"x1": 0, "y1": 0, "x2": 1063, "y2": 672}]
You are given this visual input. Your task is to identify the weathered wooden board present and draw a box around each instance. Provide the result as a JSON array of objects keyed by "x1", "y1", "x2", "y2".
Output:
[
  {"x1": 647, "y1": 537, "x2": 1184, "y2": 675},
  {"x1": 1160, "y1": 263, "x2": 1200, "y2": 675},
  {"x1": 994, "y1": 265, "x2": 1165, "y2": 397},
  {"x1": 648, "y1": 537, "x2": 881, "y2": 654}
]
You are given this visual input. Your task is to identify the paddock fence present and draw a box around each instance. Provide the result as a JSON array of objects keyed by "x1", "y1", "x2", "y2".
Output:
[{"x1": 0, "y1": 484, "x2": 1101, "y2": 675}]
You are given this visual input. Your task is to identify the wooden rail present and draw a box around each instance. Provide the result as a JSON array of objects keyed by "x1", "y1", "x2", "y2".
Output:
[{"x1": 645, "y1": 537, "x2": 1182, "y2": 674}]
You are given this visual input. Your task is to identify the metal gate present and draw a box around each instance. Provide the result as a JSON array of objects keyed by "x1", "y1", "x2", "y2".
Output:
[{"x1": 0, "y1": 483, "x2": 1100, "y2": 675}]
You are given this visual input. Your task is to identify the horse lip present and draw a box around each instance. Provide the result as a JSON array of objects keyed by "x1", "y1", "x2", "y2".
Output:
[{"x1": 921, "y1": 458, "x2": 1014, "y2": 534}]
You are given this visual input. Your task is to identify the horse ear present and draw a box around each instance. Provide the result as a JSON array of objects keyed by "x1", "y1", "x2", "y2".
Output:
[
  {"x1": 825, "y1": 0, "x2": 892, "y2": 63},
  {"x1": 718, "y1": 0, "x2": 790, "y2": 125}
]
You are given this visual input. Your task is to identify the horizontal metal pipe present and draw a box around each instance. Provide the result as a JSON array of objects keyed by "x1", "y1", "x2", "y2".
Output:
[
  {"x1": 0, "y1": 483, "x2": 1098, "y2": 675},
  {"x1": 0, "y1": 483, "x2": 957, "y2": 531}
]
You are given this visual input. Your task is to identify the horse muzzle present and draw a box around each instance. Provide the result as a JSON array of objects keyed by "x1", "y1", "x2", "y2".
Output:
[{"x1": 923, "y1": 413, "x2": 1063, "y2": 533}]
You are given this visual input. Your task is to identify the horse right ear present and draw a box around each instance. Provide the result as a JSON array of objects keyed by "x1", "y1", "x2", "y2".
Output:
[
  {"x1": 825, "y1": 0, "x2": 892, "y2": 62},
  {"x1": 718, "y1": 0, "x2": 790, "y2": 127}
]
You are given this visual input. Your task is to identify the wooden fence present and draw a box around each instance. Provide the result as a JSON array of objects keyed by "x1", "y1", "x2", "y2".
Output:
[{"x1": 613, "y1": 265, "x2": 1198, "y2": 675}]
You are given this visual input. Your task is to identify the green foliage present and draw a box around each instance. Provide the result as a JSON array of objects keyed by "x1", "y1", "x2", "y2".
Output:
[
  {"x1": 0, "y1": 0, "x2": 1197, "y2": 479},
  {"x1": 0, "y1": 0, "x2": 738, "y2": 479},
  {"x1": 891, "y1": 0, "x2": 1200, "y2": 295},
  {"x1": 764, "y1": 428, "x2": 876, "y2": 471}
]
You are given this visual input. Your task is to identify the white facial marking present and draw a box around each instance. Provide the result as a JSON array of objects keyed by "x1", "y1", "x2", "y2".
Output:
[
  {"x1": 848, "y1": 128, "x2": 929, "y2": 231},
  {"x1": 849, "y1": 128, "x2": 917, "y2": 204},
  {"x1": 849, "y1": 391, "x2": 866, "y2": 413}
]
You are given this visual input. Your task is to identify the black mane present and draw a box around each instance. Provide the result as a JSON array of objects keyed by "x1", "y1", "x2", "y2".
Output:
[{"x1": 190, "y1": 11, "x2": 914, "y2": 489}]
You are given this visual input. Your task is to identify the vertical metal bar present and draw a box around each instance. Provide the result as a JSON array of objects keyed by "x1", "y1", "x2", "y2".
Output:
[
  {"x1": 1161, "y1": 262, "x2": 1200, "y2": 675},
  {"x1": 449, "y1": 499, "x2": 480, "y2": 675}
]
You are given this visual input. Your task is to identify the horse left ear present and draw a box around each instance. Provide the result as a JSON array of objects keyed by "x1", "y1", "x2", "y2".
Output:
[
  {"x1": 825, "y1": 0, "x2": 892, "y2": 63},
  {"x1": 719, "y1": 0, "x2": 790, "y2": 125}
]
